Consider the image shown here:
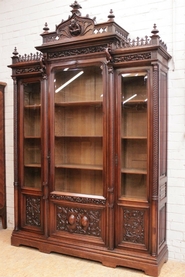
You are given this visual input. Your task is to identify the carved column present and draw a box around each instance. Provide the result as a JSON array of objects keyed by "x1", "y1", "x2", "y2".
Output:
[
  {"x1": 41, "y1": 67, "x2": 49, "y2": 238},
  {"x1": 151, "y1": 63, "x2": 159, "y2": 256},
  {"x1": 107, "y1": 65, "x2": 115, "y2": 250}
]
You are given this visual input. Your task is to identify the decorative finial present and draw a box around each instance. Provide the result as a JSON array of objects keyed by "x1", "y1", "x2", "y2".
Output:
[
  {"x1": 43, "y1": 22, "x2": 49, "y2": 33},
  {"x1": 70, "y1": 1, "x2": 82, "y2": 16},
  {"x1": 108, "y1": 9, "x2": 115, "y2": 21},
  {"x1": 12, "y1": 47, "x2": 18, "y2": 56},
  {"x1": 151, "y1": 24, "x2": 159, "y2": 36}
]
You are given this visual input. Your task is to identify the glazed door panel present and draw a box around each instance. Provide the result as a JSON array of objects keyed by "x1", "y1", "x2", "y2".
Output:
[
  {"x1": 18, "y1": 79, "x2": 46, "y2": 233},
  {"x1": 115, "y1": 69, "x2": 150, "y2": 251},
  {"x1": 53, "y1": 66, "x2": 103, "y2": 195},
  {"x1": 49, "y1": 64, "x2": 107, "y2": 246}
]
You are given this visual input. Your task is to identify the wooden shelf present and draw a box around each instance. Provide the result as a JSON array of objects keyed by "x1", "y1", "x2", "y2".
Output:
[
  {"x1": 24, "y1": 104, "x2": 41, "y2": 108},
  {"x1": 24, "y1": 164, "x2": 41, "y2": 168},
  {"x1": 55, "y1": 163, "x2": 103, "y2": 171},
  {"x1": 121, "y1": 168, "x2": 147, "y2": 174},
  {"x1": 123, "y1": 100, "x2": 147, "y2": 104},
  {"x1": 24, "y1": 136, "x2": 41, "y2": 139},
  {"x1": 122, "y1": 136, "x2": 147, "y2": 139},
  {"x1": 55, "y1": 100, "x2": 102, "y2": 107},
  {"x1": 55, "y1": 135, "x2": 102, "y2": 138}
]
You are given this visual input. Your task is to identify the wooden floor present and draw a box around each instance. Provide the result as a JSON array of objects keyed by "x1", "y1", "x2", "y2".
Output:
[{"x1": 0, "y1": 228, "x2": 185, "y2": 277}]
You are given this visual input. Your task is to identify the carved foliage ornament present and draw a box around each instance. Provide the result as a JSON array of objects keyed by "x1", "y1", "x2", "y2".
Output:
[
  {"x1": 123, "y1": 209, "x2": 145, "y2": 244},
  {"x1": 114, "y1": 52, "x2": 151, "y2": 63},
  {"x1": 51, "y1": 194, "x2": 106, "y2": 205},
  {"x1": 26, "y1": 196, "x2": 41, "y2": 227},
  {"x1": 56, "y1": 205, "x2": 101, "y2": 237},
  {"x1": 48, "y1": 44, "x2": 108, "y2": 59}
]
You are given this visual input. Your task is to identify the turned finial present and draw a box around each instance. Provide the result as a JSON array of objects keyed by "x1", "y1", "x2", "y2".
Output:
[
  {"x1": 108, "y1": 9, "x2": 115, "y2": 21},
  {"x1": 70, "y1": 1, "x2": 82, "y2": 16},
  {"x1": 43, "y1": 22, "x2": 49, "y2": 33},
  {"x1": 12, "y1": 47, "x2": 18, "y2": 56},
  {"x1": 151, "y1": 24, "x2": 159, "y2": 36}
]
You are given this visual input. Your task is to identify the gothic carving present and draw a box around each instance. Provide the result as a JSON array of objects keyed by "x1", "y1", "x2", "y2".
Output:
[
  {"x1": 50, "y1": 194, "x2": 106, "y2": 205},
  {"x1": 113, "y1": 52, "x2": 151, "y2": 63},
  {"x1": 56, "y1": 205, "x2": 101, "y2": 236},
  {"x1": 123, "y1": 209, "x2": 145, "y2": 244},
  {"x1": 48, "y1": 45, "x2": 108, "y2": 59},
  {"x1": 15, "y1": 66, "x2": 42, "y2": 75},
  {"x1": 26, "y1": 196, "x2": 41, "y2": 227}
]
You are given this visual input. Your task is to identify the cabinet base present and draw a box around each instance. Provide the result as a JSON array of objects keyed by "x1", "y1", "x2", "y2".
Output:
[{"x1": 11, "y1": 230, "x2": 168, "y2": 277}]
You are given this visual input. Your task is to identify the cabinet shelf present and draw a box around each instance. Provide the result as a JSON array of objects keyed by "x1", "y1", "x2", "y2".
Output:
[
  {"x1": 24, "y1": 164, "x2": 41, "y2": 168},
  {"x1": 55, "y1": 135, "x2": 103, "y2": 138},
  {"x1": 24, "y1": 136, "x2": 41, "y2": 139},
  {"x1": 123, "y1": 100, "x2": 147, "y2": 104},
  {"x1": 55, "y1": 163, "x2": 103, "y2": 171},
  {"x1": 121, "y1": 168, "x2": 147, "y2": 175},
  {"x1": 122, "y1": 136, "x2": 147, "y2": 140},
  {"x1": 55, "y1": 100, "x2": 102, "y2": 107},
  {"x1": 24, "y1": 104, "x2": 41, "y2": 109}
]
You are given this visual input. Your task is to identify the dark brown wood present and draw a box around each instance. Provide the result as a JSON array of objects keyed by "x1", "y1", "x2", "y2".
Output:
[
  {"x1": 8, "y1": 2, "x2": 171, "y2": 276},
  {"x1": 0, "y1": 82, "x2": 6, "y2": 229}
]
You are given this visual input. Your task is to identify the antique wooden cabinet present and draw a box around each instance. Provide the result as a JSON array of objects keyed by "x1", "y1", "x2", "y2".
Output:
[
  {"x1": 0, "y1": 82, "x2": 6, "y2": 229},
  {"x1": 9, "y1": 2, "x2": 171, "y2": 276}
]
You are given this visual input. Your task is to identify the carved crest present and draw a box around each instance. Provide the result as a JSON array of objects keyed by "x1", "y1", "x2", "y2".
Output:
[{"x1": 56, "y1": 13, "x2": 94, "y2": 39}]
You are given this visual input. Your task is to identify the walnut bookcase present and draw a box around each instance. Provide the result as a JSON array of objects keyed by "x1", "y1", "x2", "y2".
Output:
[{"x1": 9, "y1": 2, "x2": 171, "y2": 276}]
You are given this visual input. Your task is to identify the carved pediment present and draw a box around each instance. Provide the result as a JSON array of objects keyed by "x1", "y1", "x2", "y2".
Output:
[{"x1": 56, "y1": 13, "x2": 95, "y2": 39}]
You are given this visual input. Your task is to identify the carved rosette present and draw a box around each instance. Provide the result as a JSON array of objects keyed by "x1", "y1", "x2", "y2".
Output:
[
  {"x1": 56, "y1": 205, "x2": 101, "y2": 237},
  {"x1": 123, "y1": 209, "x2": 145, "y2": 244},
  {"x1": 26, "y1": 196, "x2": 41, "y2": 227}
]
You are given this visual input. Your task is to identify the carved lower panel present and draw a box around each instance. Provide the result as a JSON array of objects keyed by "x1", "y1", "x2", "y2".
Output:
[
  {"x1": 123, "y1": 209, "x2": 145, "y2": 244},
  {"x1": 159, "y1": 204, "x2": 166, "y2": 247},
  {"x1": 26, "y1": 196, "x2": 41, "y2": 227},
  {"x1": 56, "y1": 205, "x2": 101, "y2": 237}
]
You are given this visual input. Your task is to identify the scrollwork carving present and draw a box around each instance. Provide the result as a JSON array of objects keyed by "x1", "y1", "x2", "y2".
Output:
[
  {"x1": 50, "y1": 194, "x2": 106, "y2": 205},
  {"x1": 48, "y1": 45, "x2": 107, "y2": 59},
  {"x1": 114, "y1": 52, "x2": 151, "y2": 63},
  {"x1": 15, "y1": 66, "x2": 42, "y2": 74}
]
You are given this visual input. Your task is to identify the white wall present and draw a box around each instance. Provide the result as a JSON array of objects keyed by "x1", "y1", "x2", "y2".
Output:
[{"x1": 0, "y1": 0, "x2": 185, "y2": 262}]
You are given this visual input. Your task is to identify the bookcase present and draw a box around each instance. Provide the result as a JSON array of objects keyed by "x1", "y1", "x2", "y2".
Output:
[{"x1": 9, "y1": 2, "x2": 171, "y2": 276}]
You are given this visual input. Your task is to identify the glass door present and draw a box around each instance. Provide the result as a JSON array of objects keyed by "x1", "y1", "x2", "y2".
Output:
[
  {"x1": 53, "y1": 66, "x2": 103, "y2": 196},
  {"x1": 121, "y1": 72, "x2": 148, "y2": 200},
  {"x1": 23, "y1": 82, "x2": 41, "y2": 189}
]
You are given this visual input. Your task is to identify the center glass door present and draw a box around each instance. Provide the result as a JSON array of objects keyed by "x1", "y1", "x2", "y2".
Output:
[{"x1": 53, "y1": 66, "x2": 103, "y2": 196}]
